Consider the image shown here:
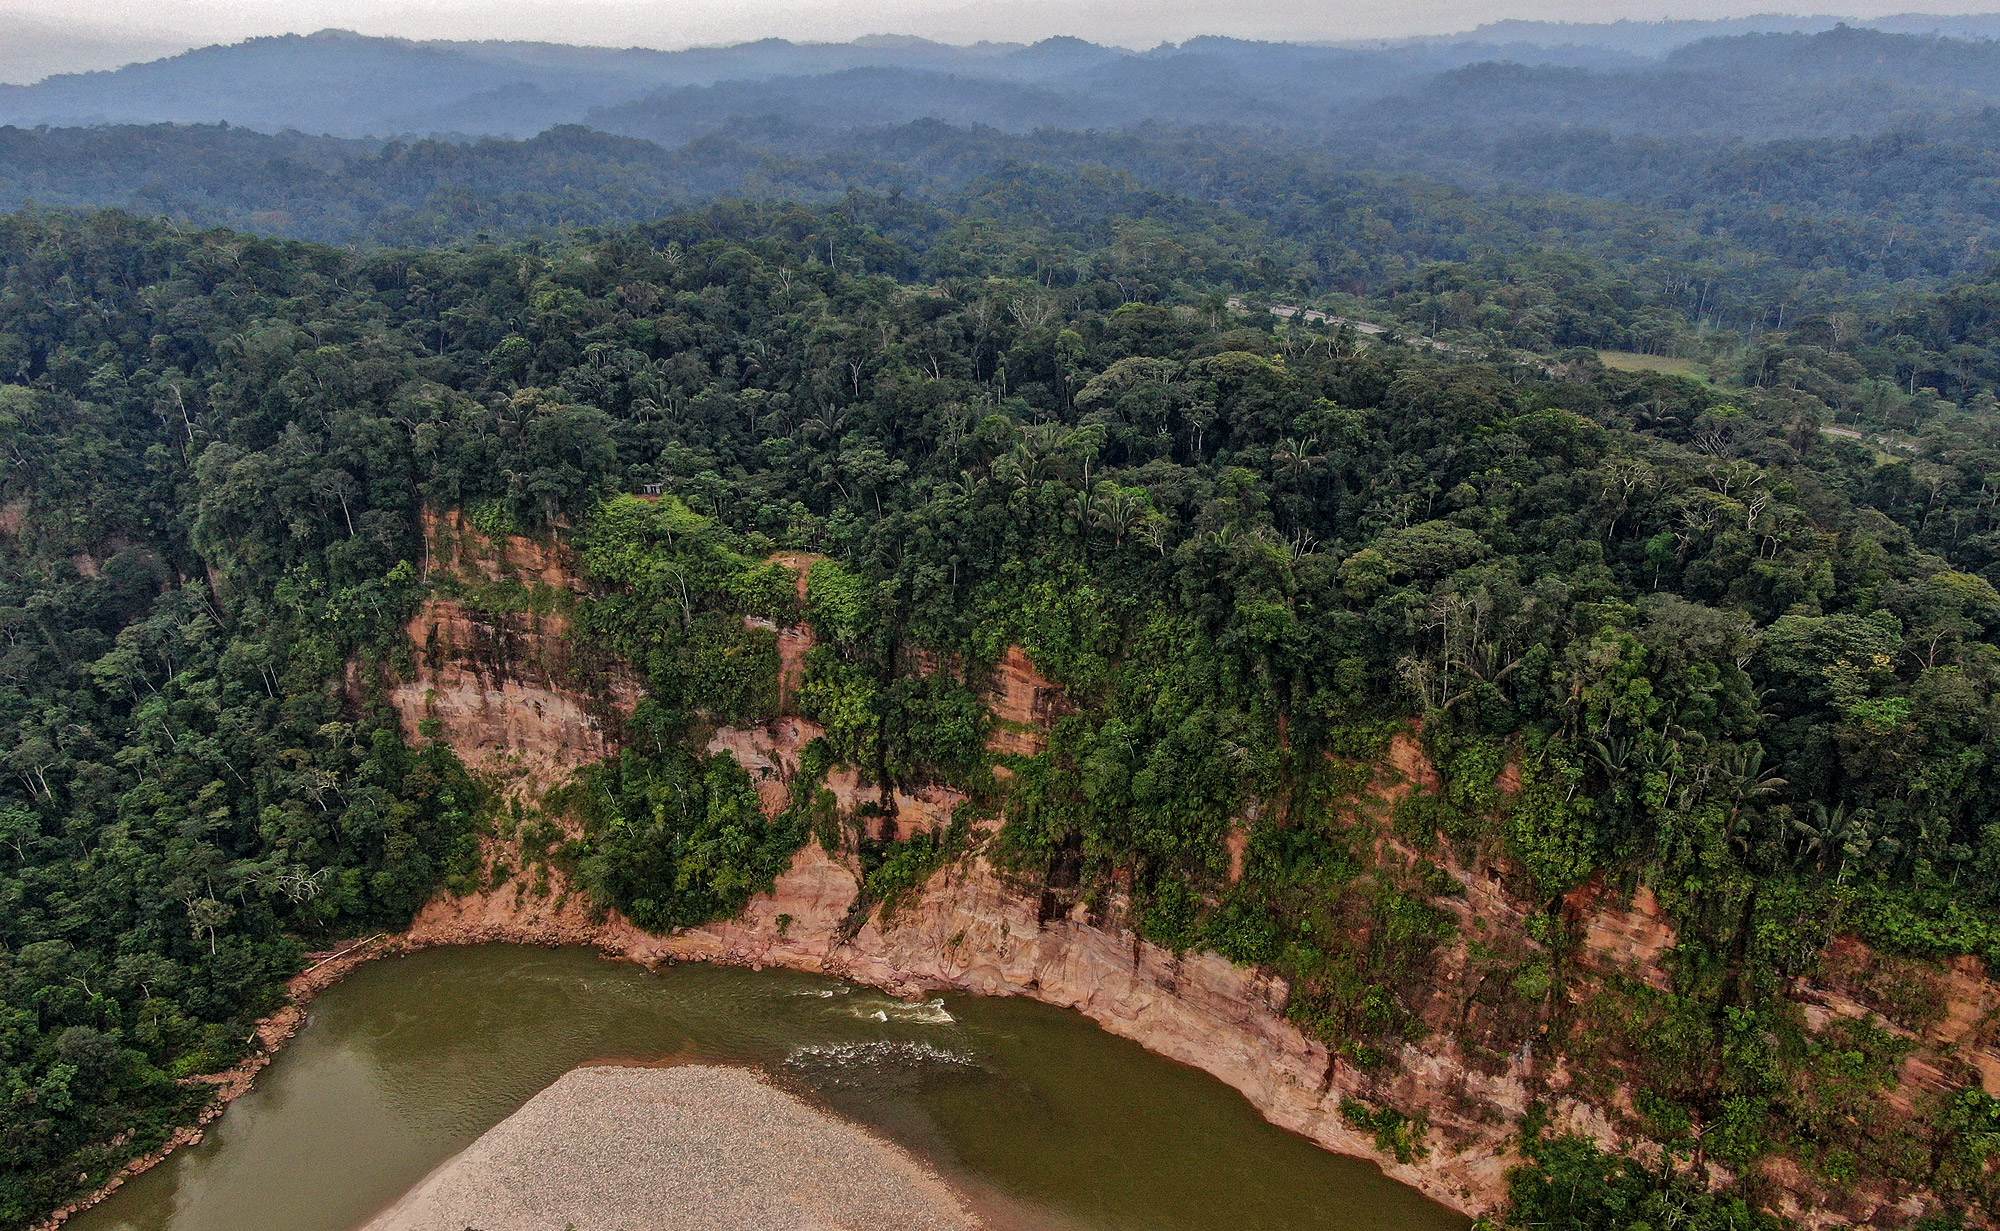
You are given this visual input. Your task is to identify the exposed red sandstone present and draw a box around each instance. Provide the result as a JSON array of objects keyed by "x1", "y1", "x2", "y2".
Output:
[
  {"x1": 981, "y1": 645, "x2": 1067, "y2": 756},
  {"x1": 370, "y1": 521, "x2": 2000, "y2": 1228},
  {"x1": 422, "y1": 506, "x2": 581, "y2": 590},
  {"x1": 1564, "y1": 881, "x2": 1677, "y2": 992},
  {"x1": 1225, "y1": 824, "x2": 1250, "y2": 884},
  {"x1": 1380, "y1": 731, "x2": 1443, "y2": 802},
  {"x1": 706, "y1": 718, "x2": 825, "y2": 815},
  {"x1": 393, "y1": 511, "x2": 642, "y2": 790}
]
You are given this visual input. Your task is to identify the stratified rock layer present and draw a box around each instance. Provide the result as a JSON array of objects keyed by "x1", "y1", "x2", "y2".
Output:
[{"x1": 381, "y1": 511, "x2": 2000, "y2": 1230}]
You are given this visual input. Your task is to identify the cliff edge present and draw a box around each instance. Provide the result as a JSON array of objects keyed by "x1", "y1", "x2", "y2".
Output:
[{"x1": 377, "y1": 511, "x2": 2000, "y2": 1229}]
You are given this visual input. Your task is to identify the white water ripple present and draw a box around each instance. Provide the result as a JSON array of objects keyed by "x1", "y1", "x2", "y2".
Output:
[
  {"x1": 835, "y1": 996, "x2": 955, "y2": 1025},
  {"x1": 785, "y1": 1040, "x2": 981, "y2": 1075}
]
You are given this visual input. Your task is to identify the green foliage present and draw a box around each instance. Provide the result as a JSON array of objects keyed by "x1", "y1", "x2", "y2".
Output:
[
  {"x1": 1851, "y1": 884, "x2": 2000, "y2": 966},
  {"x1": 1141, "y1": 877, "x2": 1204, "y2": 953},
  {"x1": 1493, "y1": 1128, "x2": 1785, "y2": 1231},
  {"x1": 880, "y1": 674, "x2": 990, "y2": 787},
  {"x1": 566, "y1": 747, "x2": 804, "y2": 931},
  {"x1": 1338, "y1": 1097, "x2": 1431, "y2": 1164},
  {"x1": 1001, "y1": 614, "x2": 1269, "y2": 878},
  {"x1": 974, "y1": 566, "x2": 1125, "y2": 697},
  {"x1": 579, "y1": 494, "x2": 780, "y2": 727},
  {"x1": 806, "y1": 559, "x2": 875, "y2": 646},
  {"x1": 1277, "y1": 879, "x2": 1457, "y2": 1051},
  {"x1": 1933, "y1": 1090, "x2": 2000, "y2": 1208},
  {"x1": 727, "y1": 561, "x2": 799, "y2": 623},
  {"x1": 798, "y1": 648, "x2": 881, "y2": 769},
  {"x1": 451, "y1": 577, "x2": 569, "y2": 617},
  {"x1": 465, "y1": 497, "x2": 523, "y2": 541},
  {"x1": 1507, "y1": 746, "x2": 1599, "y2": 898},
  {"x1": 861, "y1": 831, "x2": 950, "y2": 906}
]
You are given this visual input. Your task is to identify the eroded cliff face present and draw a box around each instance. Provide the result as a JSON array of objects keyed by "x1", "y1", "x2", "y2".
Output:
[
  {"x1": 396, "y1": 508, "x2": 642, "y2": 785},
  {"x1": 389, "y1": 510, "x2": 646, "y2": 942},
  {"x1": 655, "y1": 743, "x2": 1544, "y2": 1213},
  {"x1": 372, "y1": 516, "x2": 2000, "y2": 1228},
  {"x1": 981, "y1": 644, "x2": 1069, "y2": 757},
  {"x1": 1773, "y1": 942, "x2": 2000, "y2": 1225}
]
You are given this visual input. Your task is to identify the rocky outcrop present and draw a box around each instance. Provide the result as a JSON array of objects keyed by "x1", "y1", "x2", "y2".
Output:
[
  {"x1": 706, "y1": 718, "x2": 825, "y2": 815},
  {"x1": 385, "y1": 511, "x2": 647, "y2": 942},
  {"x1": 1566, "y1": 881, "x2": 1677, "y2": 992},
  {"x1": 982, "y1": 645, "x2": 1067, "y2": 756},
  {"x1": 397, "y1": 602, "x2": 637, "y2": 784},
  {"x1": 422, "y1": 506, "x2": 579, "y2": 590},
  {"x1": 702, "y1": 717, "x2": 966, "y2": 840},
  {"x1": 393, "y1": 509, "x2": 641, "y2": 789}
]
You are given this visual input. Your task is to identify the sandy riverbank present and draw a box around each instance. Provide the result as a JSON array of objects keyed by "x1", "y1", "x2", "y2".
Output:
[
  {"x1": 33, "y1": 930, "x2": 957, "y2": 1231},
  {"x1": 362, "y1": 1064, "x2": 978, "y2": 1231}
]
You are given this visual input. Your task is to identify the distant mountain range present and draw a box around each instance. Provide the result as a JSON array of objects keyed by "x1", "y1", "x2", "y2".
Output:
[
  {"x1": 8, "y1": 19, "x2": 2000, "y2": 142},
  {"x1": 1374, "y1": 11, "x2": 2000, "y2": 56},
  {"x1": 0, "y1": 28, "x2": 1618, "y2": 138},
  {"x1": 7, "y1": 22, "x2": 2000, "y2": 256}
]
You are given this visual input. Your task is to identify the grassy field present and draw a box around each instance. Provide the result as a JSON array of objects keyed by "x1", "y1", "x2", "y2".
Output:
[{"x1": 1598, "y1": 350, "x2": 1708, "y2": 379}]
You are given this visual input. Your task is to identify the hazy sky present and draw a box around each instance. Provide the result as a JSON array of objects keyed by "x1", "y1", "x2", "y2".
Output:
[{"x1": 11, "y1": 0, "x2": 2000, "y2": 52}]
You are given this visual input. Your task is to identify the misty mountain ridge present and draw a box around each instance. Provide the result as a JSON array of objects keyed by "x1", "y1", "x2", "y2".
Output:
[
  {"x1": 6, "y1": 19, "x2": 2000, "y2": 141},
  {"x1": 0, "y1": 11, "x2": 187, "y2": 86},
  {"x1": 0, "y1": 28, "x2": 1153, "y2": 136},
  {"x1": 1376, "y1": 11, "x2": 2000, "y2": 56},
  {"x1": 7, "y1": 18, "x2": 2000, "y2": 239}
]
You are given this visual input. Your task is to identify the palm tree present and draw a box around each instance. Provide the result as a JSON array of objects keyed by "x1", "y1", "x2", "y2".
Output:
[
  {"x1": 1272, "y1": 435, "x2": 1324, "y2": 486},
  {"x1": 1093, "y1": 487, "x2": 1148, "y2": 546},
  {"x1": 797, "y1": 408, "x2": 849, "y2": 445},
  {"x1": 1791, "y1": 801, "x2": 1871, "y2": 883},
  {"x1": 1712, "y1": 744, "x2": 1787, "y2": 856}
]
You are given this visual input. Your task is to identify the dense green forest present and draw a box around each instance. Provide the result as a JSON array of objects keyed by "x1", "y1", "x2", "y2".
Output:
[
  {"x1": 7, "y1": 23, "x2": 2000, "y2": 1228},
  {"x1": 14, "y1": 71, "x2": 2000, "y2": 382},
  {"x1": 0, "y1": 185, "x2": 1997, "y2": 1225}
]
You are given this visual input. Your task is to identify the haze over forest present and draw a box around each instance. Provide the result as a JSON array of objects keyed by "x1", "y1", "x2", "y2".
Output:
[
  {"x1": 13, "y1": 15, "x2": 2000, "y2": 265},
  {"x1": 14, "y1": 3, "x2": 2000, "y2": 82}
]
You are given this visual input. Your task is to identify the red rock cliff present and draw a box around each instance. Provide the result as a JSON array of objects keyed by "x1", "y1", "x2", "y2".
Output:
[
  {"x1": 389, "y1": 510, "x2": 645, "y2": 940},
  {"x1": 394, "y1": 508, "x2": 642, "y2": 785},
  {"x1": 376, "y1": 520, "x2": 1998, "y2": 1229}
]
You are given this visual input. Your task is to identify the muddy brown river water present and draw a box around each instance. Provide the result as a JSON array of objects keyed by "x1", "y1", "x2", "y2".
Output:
[{"x1": 67, "y1": 944, "x2": 1469, "y2": 1231}]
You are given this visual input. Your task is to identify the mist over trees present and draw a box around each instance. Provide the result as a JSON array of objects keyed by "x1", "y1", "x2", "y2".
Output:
[{"x1": 8, "y1": 22, "x2": 2000, "y2": 139}]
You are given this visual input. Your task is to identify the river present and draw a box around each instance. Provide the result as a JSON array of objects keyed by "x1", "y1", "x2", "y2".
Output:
[{"x1": 69, "y1": 945, "x2": 1469, "y2": 1231}]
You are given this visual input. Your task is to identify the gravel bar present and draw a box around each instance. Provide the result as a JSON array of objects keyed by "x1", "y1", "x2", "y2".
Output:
[{"x1": 362, "y1": 1064, "x2": 979, "y2": 1231}]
